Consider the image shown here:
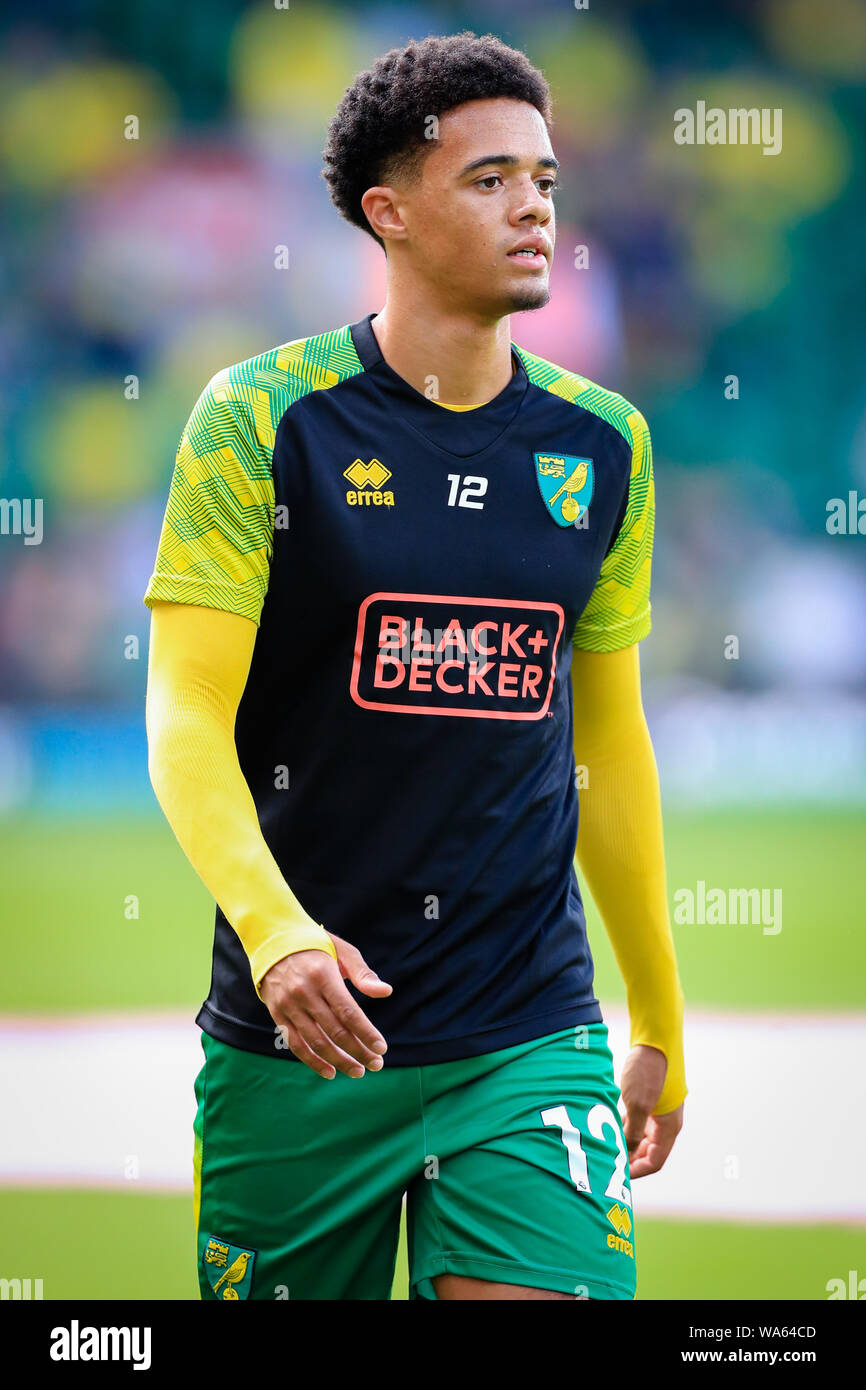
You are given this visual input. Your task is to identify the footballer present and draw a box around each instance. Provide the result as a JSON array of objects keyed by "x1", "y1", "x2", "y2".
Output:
[{"x1": 144, "y1": 31, "x2": 686, "y2": 1301}]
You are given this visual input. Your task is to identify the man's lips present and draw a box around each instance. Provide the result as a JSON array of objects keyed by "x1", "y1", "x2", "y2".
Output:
[
  {"x1": 506, "y1": 247, "x2": 549, "y2": 268},
  {"x1": 506, "y1": 238, "x2": 551, "y2": 268}
]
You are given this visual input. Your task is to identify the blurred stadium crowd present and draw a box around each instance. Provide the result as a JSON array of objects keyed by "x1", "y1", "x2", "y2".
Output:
[{"x1": 1, "y1": 0, "x2": 865, "y2": 809}]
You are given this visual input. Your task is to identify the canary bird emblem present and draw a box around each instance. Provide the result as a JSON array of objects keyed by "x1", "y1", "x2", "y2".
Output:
[
  {"x1": 203, "y1": 1236, "x2": 256, "y2": 1300},
  {"x1": 534, "y1": 454, "x2": 594, "y2": 527}
]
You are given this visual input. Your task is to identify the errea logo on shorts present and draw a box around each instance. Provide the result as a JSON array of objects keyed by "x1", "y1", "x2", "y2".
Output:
[
  {"x1": 606, "y1": 1203, "x2": 634, "y2": 1259},
  {"x1": 350, "y1": 593, "x2": 564, "y2": 719}
]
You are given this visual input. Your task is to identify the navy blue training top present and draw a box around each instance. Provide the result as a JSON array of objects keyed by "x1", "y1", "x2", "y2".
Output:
[{"x1": 144, "y1": 312, "x2": 655, "y2": 1064}]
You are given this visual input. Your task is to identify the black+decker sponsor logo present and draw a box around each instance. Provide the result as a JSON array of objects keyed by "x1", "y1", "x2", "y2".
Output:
[{"x1": 350, "y1": 592, "x2": 564, "y2": 720}]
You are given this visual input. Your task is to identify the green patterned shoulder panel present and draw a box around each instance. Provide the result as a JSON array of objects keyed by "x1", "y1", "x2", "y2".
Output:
[
  {"x1": 144, "y1": 325, "x2": 363, "y2": 623},
  {"x1": 515, "y1": 344, "x2": 655, "y2": 652},
  {"x1": 515, "y1": 343, "x2": 644, "y2": 454}
]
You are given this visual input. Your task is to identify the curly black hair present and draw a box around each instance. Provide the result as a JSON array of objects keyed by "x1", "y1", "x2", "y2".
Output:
[{"x1": 322, "y1": 31, "x2": 552, "y2": 248}]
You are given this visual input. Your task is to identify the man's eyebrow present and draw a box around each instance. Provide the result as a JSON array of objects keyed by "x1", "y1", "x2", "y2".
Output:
[{"x1": 457, "y1": 153, "x2": 560, "y2": 177}]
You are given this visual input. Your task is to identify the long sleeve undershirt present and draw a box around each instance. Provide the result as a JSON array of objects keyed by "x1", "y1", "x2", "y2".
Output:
[
  {"x1": 145, "y1": 599, "x2": 338, "y2": 999},
  {"x1": 572, "y1": 643, "x2": 686, "y2": 1114}
]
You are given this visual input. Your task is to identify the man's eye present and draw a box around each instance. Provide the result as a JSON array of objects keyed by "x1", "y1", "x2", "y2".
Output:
[{"x1": 475, "y1": 173, "x2": 558, "y2": 192}]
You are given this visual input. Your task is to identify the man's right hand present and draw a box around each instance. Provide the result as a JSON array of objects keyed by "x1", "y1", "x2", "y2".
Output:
[{"x1": 259, "y1": 932, "x2": 392, "y2": 1079}]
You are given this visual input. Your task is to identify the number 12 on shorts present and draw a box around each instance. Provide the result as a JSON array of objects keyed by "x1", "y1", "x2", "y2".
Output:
[{"x1": 541, "y1": 1103, "x2": 632, "y2": 1207}]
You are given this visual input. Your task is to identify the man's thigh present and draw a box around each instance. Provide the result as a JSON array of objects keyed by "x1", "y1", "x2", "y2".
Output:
[
  {"x1": 407, "y1": 1023, "x2": 636, "y2": 1301},
  {"x1": 433, "y1": 1274, "x2": 577, "y2": 1299},
  {"x1": 193, "y1": 1031, "x2": 420, "y2": 1300}
]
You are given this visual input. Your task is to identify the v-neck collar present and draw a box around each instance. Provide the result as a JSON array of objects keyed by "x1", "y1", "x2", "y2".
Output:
[{"x1": 348, "y1": 312, "x2": 529, "y2": 460}]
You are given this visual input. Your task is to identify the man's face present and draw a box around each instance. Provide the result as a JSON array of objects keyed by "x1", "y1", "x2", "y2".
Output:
[{"x1": 390, "y1": 96, "x2": 557, "y2": 317}]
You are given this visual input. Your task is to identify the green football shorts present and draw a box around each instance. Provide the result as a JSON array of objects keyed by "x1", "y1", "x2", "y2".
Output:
[{"x1": 193, "y1": 1021, "x2": 636, "y2": 1300}]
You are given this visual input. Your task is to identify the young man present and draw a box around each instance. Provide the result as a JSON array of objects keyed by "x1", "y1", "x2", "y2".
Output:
[{"x1": 145, "y1": 31, "x2": 686, "y2": 1301}]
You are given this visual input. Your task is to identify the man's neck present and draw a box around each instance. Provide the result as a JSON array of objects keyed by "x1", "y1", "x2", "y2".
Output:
[{"x1": 369, "y1": 289, "x2": 515, "y2": 407}]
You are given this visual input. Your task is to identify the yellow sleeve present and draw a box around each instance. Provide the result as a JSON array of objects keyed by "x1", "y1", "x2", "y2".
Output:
[
  {"x1": 145, "y1": 600, "x2": 338, "y2": 996},
  {"x1": 572, "y1": 642, "x2": 686, "y2": 1114},
  {"x1": 572, "y1": 409, "x2": 653, "y2": 652}
]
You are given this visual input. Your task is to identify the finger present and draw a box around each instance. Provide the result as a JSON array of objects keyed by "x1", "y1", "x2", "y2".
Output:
[
  {"x1": 332, "y1": 938, "x2": 393, "y2": 999},
  {"x1": 295, "y1": 1013, "x2": 371, "y2": 1078},
  {"x1": 282, "y1": 1023, "x2": 337, "y2": 1081},
  {"x1": 627, "y1": 1139, "x2": 650, "y2": 1173},
  {"x1": 310, "y1": 996, "x2": 386, "y2": 1069},
  {"x1": 628, "y1": 1122, "x2": 678, "y2": 1178},
  {"x1": 622, "y1": 1104, "x2": 650, "y2": 1153},
  {"x1": 283, "y1": 960, "x2": 387, "y2": 1063},
  {"x1": 647, "y1": 1124, "x2": 678, "y2": 1166},
  {"x1": 319, "y1": 976, "x2": 389, "y2": 1057},
  {"x1": 629, "y1": 1141, "x2": 669, "y2": 1178}
]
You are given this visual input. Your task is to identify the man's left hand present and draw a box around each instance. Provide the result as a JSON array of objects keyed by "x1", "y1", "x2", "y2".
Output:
[{"x1": 620, "y1": 1043, "x2": 684, "y2": 1178}]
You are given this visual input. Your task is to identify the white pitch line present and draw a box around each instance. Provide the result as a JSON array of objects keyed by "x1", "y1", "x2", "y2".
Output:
[{"x1": 0, "y1": 1008, "x2": 864, "y2": 1222}]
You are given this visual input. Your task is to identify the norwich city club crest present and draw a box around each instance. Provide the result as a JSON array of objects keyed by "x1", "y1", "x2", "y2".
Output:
[
  {"x1": 534, "y1": 453, "x2": 594, "y2": 527},
  {"x1": 202, "y1": 1235, "x2": 256, "y2": 1300}
]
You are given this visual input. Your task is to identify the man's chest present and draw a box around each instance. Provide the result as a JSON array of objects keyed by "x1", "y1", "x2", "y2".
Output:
[
  {"x1": 271, "y1": 391, "x2": 625, "y2": 608},
  {"x1": 262, "y1": 394, "x2": 628, "y2": 721}
]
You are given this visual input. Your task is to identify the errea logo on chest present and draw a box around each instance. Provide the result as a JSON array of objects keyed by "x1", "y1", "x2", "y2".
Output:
[{"x1": 344, "y1": 458, "x2": 395, "y2": 507}]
